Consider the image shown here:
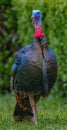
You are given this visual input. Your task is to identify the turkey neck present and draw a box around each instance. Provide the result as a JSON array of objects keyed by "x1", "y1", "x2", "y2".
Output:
[
  {"x1": 34, "y1": 40, "x2": 48, "y2": 53},
  {"x1": 33, "y1": 13, "x2": 48, "y2": 53},
  {"x1": 34, "y1": 17, "x2": 42, "y2": 36}
]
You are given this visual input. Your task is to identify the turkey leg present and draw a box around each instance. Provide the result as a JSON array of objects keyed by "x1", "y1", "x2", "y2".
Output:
[{"x1": 28, "y1": 93, "x2": 37, "y2": 125}]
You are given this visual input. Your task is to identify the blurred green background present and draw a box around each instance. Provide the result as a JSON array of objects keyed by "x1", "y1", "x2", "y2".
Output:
[{"x1": 0, "y1": 0, "x2": 67, "y2": 95}]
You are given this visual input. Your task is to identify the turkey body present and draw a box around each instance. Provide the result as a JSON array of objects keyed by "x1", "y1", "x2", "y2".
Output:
[{"x1": 14, "y1": 42, "x2": 57, "y2": 94}]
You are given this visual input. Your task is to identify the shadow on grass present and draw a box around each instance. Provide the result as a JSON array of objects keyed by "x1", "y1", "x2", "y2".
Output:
[{"x1": 38, "y1": 117, "x2": 67, "y2": 126}]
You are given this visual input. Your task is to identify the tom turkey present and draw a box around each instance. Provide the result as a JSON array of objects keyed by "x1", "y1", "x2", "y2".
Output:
[{"x1": 11, "y1": 10, "x2": 57, "y2": 124}]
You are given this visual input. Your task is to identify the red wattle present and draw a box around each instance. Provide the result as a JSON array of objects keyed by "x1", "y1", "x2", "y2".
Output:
[
  {"x1": 34, "y1": 31, "x2": 45, "y2": 38},
  {"x1": 34, "y1": 25, "x2": 45, "y2": 38}
]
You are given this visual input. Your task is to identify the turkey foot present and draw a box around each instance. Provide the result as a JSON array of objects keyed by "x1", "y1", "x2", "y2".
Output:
[{"x1": 31, "y1": 106, "x2": 37, "y2": 125}]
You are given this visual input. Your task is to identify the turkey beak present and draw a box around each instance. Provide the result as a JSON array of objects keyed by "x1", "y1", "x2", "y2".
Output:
[{"x1": 31, "y1": 16, "x2": 35, "y2": 24}]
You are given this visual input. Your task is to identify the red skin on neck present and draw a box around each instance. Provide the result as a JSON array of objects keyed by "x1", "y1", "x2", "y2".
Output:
[
  {"x1": 34, "y1": 25, "x2": 42, "y2": 33},
  {"x1": 34, "y1": 25, "x2": 45, "y2": 38}
]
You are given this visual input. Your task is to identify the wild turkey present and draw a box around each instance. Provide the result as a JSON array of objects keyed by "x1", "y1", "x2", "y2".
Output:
[{"x1": 11, "y1": 10, "x2": 57, "y2": 124}]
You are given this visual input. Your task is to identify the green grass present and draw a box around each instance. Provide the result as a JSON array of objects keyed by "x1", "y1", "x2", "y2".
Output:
[{"x1": 0, "y1": 92, "x2": 67, "y2": 130}]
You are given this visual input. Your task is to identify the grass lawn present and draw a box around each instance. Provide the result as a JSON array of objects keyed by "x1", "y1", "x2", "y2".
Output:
[{"x1": 0, "y1": 92, "x2": 67, "y2": 130}]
